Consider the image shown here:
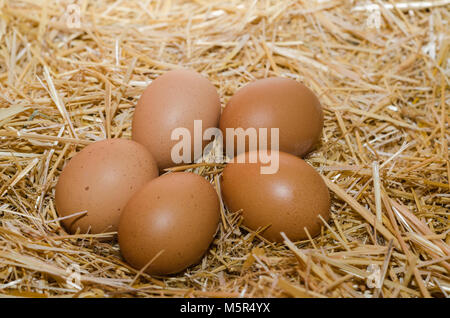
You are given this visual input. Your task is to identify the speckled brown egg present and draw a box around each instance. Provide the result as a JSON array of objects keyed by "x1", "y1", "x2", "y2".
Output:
[
  {"x1": 132, "y1": 69, "x2": 221, "y2": 170},
  {"x1": 219, "y1": 77, "x2": 323, "y2": 158},
  {"x1": 55, "y1": 139, "x2": 159, "y2": 236},
  {"x1": 221, "y1": 150, "x2": 330, "y2": 242},
  {"x1": 118, "y1": 172, "x2": 220, "y2": 275}
]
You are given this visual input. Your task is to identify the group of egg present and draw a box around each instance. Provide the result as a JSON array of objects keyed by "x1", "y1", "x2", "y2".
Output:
[{"x1": 55, "y1": 69, "x2": 330, "y2": 275}]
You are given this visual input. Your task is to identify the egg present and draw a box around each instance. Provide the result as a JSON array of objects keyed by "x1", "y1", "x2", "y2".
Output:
[
  {"x1": 55, "y1": 139, "x2": 159, "y2": 236},
  {"x1": 221, "y1": 150, "x2": 330, "y2": 242},
  {"x1": 118, "y1": 172, "x2": 220, "y2": 275},
  {"x1": 132, "y1": 69, "x2": 221, "y2": 170},
  {"x1": 219, "y1": 77, "x2": 323, "y2": 158}
]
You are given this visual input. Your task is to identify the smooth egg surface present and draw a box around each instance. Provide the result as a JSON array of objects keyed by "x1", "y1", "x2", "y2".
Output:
[
  {"x1": 55, "y1": 139, "x2": 159, "y2": 236},
  {"x1": 221, "y1": 151, "x2": 330, "y2": 242},
  {"x1": 132, "y1": 69, "x2": 221, "y2": 170},
  {"x1": 219, "y1": 77, "x2": 323, "y2": 158},
  {"x1": 118, "y1": 172, "x2": 220, "y2": 275}
]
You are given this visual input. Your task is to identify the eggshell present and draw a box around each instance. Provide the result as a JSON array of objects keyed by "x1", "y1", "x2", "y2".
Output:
[
  {"x1": 132, "y1": 69, "x2": 221, "y2": 170},
  {"x1": 118, "y1": 172, "x2": 220, "y2": 275},
  {"x1": 219, "y1": 77, "x2": 323, "y2": 158},
  {"x1": 221, "y1": 151, "x2": 330, "y2": 242},
  {"x1": 55, "y1": 139, "x2": 159, "y2": 236}
]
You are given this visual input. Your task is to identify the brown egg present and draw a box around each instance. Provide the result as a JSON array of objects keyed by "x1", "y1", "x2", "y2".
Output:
[
  {"x1": 132, "y1": 69, "x2": 221, "y2": 170},
  {"x1": 221, "y1": 151, "x2": 330, "y2": 242},
  {"x1": 219, "y1": 77, "x2": 323, "y2": 158},
  {"x1": 55, "y1": 139, "x2": 159, "y2": 236},
  {"x1": 118, "y1": 172, "x2": 220, "y2": 275}
]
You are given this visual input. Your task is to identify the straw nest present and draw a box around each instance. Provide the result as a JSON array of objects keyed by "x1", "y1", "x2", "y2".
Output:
[{"x1": 0, "y1": 0, "x2": 448, "y2": 298}]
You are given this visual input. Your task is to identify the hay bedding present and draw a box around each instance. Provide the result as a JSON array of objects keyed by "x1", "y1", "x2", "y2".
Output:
[{"x1": 0, "y1": 0, "x2": 448, "y2": 298}]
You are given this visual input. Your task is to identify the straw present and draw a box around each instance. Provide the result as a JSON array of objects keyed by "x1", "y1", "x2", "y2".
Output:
[{"x1": 0, "y1": 0, "x2": 448, "y2": 298}]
